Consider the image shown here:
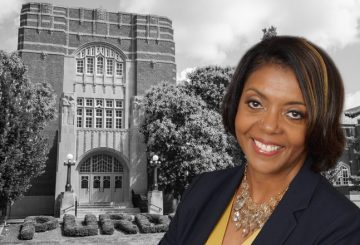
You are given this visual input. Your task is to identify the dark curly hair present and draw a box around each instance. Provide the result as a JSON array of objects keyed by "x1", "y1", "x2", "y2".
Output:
[{"x1": 222, "y1": 36, "x2": 345, "y2": 172}]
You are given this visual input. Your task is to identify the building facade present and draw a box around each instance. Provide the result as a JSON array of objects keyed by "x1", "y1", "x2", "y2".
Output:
[
  {"x1": 334, "y1": 106, "x2": 360, "y2": 206},
  {"x1": 11, "y1": 2, "x2": 175, "y2": 218}
]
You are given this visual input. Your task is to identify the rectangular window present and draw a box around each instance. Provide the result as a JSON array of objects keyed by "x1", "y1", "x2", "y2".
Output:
[
  {"x1": 77, "y1": 98, "x2": 83, "y2": 106},
  {"x1": 86, "y1": 57, "x2": 94, "y2": 74},
  {"x1": 96, "y1": 99, "x2": 103, "y2": 107},
  {"x1": 106, "y1": 109, "x2": 113, "y2": 128},
  {"x1": 95, "y1": 108, "x2": 103, "y2": 128},
  {"x1": 86, "y1": 98, "x2": 93, "y2": 107},
  {"x1": 85, "y1": 117, "x2": 93, "y2": 128},
  {"x1": 77, "y1": 59, "x2": 84, "y2": 73},
  {"x1": 115, "y1": 110, "x2": 122, "y2": 129},
  {"x1": 116, "y1": 62, "x2": 123, "y2": 76},
  {"x1": 106, "y1": 59, "x2": 113, "y2": 75},
  {"x1": 97, "y1": 56, "x2": 104, "y2": 75},
  {"x1": 77, "y1": 108, "x2": 83, "y2": 127},
  {"x1": 96, "y1": 109, "x2": 103, "y2": 117},
  {"x1": 115, "y1": 100, "x2": 123, "y2": 108},
  {"x1": 106, "y1": 100, "x2": 113, "y2": 108},
  {"x1": 96, "y1": 118, "x2": 103, "y2": 128}
]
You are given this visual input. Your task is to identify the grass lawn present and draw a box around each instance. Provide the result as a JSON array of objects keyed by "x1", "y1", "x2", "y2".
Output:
[{"x1": 0, "y1": 223, "x2": 164, "y2": 244}]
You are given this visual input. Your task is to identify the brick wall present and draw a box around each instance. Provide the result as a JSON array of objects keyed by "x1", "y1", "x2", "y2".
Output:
[{"x1": 17, "y1": 2, "x2": 176, "y2": 198}]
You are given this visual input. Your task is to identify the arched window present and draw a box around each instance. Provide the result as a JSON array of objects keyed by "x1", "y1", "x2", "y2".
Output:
[
  {"x1": 335, "y1": 165, "x2": 350, "y2": 186},
  {"x1": 79, "y1": 154, "x2": 124, "y2": 173},
  {"x1": 76, "y1": 45, "x2": 124, "y2": 77}
]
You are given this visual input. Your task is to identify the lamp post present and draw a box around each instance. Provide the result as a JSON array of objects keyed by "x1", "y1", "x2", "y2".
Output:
[
  {"x1": 184, "y1": 170, "x2": 190, "y2": 190},
  {"x1": 64, "y1": 153, "x2": 76, "y2": 192},
  {"x1": 150, "y1": 155, "x2": 161, "y2": 191}
]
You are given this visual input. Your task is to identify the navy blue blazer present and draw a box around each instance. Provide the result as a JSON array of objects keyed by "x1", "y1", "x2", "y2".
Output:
[{"x1": 159, "y1": 158, "x2": 360, "y2": 244}]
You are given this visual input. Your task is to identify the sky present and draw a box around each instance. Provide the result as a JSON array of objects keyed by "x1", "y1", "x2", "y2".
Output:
[{"x1": 1, "y1": 0, "x2": 360, "y2": 109}]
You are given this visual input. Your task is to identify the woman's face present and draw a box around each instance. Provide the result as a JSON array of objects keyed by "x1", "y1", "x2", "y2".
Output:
[{"x1": 235, "y1": 64, "x2": 308, "y2": 176}]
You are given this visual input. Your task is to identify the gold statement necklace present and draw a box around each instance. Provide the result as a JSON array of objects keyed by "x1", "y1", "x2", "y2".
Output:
[{"x1": 232, "y1": 166, "x2": 288, "y2": 237}]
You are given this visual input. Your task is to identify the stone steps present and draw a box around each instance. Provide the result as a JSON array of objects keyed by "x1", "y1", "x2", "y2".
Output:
[{"x1": 63, "y1": 205, "x2": 140, "y2": 219}]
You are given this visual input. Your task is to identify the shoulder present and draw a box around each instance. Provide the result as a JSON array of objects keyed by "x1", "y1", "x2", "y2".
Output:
[
  {"x1": 310, "y1": 176, "x2": 360, "y2": 243},
  {"x1": 314, "y1": 175, "x2": 359, "y2": 216},
  {"x1": 186, "y1": 165, "x2": 244, "y2": 194},
  {"x1": 180, "y1": 165, "x2": 244, "y2": 205}
]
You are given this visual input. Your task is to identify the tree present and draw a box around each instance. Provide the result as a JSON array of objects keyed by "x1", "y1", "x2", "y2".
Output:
[
  {"x1": 141, "y1": 66, "x2": 243, "y2": 196},
  {"x1": 184, "y1": 66, "x2": 234, "y2": 112},
  {"x1": 0, "y1": 51, "x2": 56, "y2": 221},
  {"x1": 262, "y1": 26, "x2": 277, "y2": 40}
]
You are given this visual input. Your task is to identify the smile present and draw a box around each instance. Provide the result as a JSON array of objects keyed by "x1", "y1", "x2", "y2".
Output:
[{"x1": 252, "y1": 138, "x2": 283, "y2": 155}]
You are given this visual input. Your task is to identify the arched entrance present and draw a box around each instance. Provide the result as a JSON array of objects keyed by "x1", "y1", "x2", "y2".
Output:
[{"x1": 78, "y1": 153, "x2": 126, "y2": 204}]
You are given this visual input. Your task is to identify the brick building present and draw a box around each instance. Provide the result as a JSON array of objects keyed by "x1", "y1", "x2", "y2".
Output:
[
  {"x1": 334, "y1": 106, "x2": 360, "y2": 206},
  {"x1": 10, "y1": 2, "x2": 176, "y2": 218}
]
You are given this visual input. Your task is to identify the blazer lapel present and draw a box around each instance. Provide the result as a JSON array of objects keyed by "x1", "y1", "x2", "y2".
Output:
[
  {"x1": 253, "y1": 157, "x2": 320, "y2": 245},
  {"x1": 188, "y1": 165, "x2": 245, "y2": 245}
]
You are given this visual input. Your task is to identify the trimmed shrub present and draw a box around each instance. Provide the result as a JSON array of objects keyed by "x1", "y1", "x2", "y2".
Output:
[
  {"x1": 19, "y1": 221, "x2": 35, "y2": 240},
  {"x1": 99, "y1": 214, "x2": 114, "y2": 235},
  {"x1": 135, "y1": 214, "x2": 169, "y2": 233},
  {"x1": 109, "y1": 213, "x2": 133, "y2": 221},
  {"x1": 63, "y1": 214, "x2": 98, "y2": 237},
  {"x1": 113, "y1": 219, "x2": 139, "y2": 234},
  {"x1": 24, "y1": 216, "x2": 58, "y2": 232}
]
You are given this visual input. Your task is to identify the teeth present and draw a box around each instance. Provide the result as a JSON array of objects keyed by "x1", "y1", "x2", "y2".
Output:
[{"x1": 254, "y1": 139, "x2": 282, "y2": 153}]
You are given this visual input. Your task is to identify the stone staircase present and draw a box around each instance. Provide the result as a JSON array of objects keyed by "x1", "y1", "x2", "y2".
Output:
[{"x1": 63, "y1": 203, "x2": 140, "y2": 219}]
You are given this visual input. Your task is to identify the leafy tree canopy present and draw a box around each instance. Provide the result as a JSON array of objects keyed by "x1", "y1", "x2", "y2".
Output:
[
  {"x1": 141, "y1": 66, "x2": 243, "y2": 196},
  {"x1": 0, "y1": 51, "x2": 56, "y2": 217}
]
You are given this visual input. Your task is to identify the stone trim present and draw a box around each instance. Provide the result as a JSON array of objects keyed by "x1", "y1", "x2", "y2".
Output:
[
  {"x1": 18, "y1": 26, "x2": 175, "y2": 42},
  {"x1": 20, "y1": 12, "x2": 173, "y2": 30},
  {"x1": 19, "y1": 40, "x2": 175, "y2": 57}
]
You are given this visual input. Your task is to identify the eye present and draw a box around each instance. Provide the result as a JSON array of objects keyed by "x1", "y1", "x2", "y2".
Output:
[
  {"x1": 286, "y1": 110, "x2": 305, "y2": 120},
  {"x1": 247, "y1": 100, "x2": 262, "y2": 109}
]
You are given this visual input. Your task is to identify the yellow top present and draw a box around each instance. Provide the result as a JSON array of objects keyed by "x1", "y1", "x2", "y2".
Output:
[{"x1": 205, "y1": 196, "x2": 261, "y2": 245}]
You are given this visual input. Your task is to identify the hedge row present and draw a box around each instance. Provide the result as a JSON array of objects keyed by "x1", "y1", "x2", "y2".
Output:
[
  {"x1": 19, "y1": 213, "x2": 171, "y2": 239},
  {"x1": 19, "y1": 216, "x2": 59, "y2": 240},
  {"x1": 99, "y1": 214, "x2": 114, "y2": 235},
  {"x1": 135, "y1": 214, "x2": 170, "y2": 233},
  {"x1": 63, "y1": 214, "x2": 98, "y2": 237}
]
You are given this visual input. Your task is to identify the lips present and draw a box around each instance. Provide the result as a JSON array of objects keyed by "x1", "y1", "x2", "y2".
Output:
[{"x1": 252, "y1": 138, "x2": 284, "y2": 156}]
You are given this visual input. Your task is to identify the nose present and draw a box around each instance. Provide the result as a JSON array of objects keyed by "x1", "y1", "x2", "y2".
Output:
[{"x1": 258, "y1": 109, "x2": 281, "y2": 134}]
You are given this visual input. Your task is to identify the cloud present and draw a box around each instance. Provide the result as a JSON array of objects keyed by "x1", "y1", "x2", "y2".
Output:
[
  {"x1": 119, "y1": 0, "x2": 360, "y2": 66},
  {"x1": 345, "y1": 90, "x2": 360, "y2": 109},
  {"x1": 176, "y1": 67, "x2": 196, "y2": 83},
  {"x1": 0, "y1": 0, "x2": 23, "y2": 24}
]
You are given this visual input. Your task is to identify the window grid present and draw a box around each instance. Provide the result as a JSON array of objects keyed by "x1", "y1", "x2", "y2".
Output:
[
  {"x1": 77, "y1": 108, "x2": 83, "y2": 127},
  {"x1": 106, "y1": 59, "x2": 113, "y2": 75},
  {"x1": 76, "y1": 45, "x2": 124, "y2": 78},
  {"x1": 85, "y1": 108, "x2": 93, "y2": 128},
  {"x1": 115, "y1": 100, "x2": 123, "y2": 108},
  {"x1": 77, "y1": 98, "x2": 83, "y2": 106},
  {"x1": 95, "y1": 109, "x2": 103, "y2": 128},
  {"x1": 80, "y1": 154, "x2": 124, "y2": 174},
  {"x1": 76, "y1": 98, "x2": 124, "y2": 129},
  {"x1": 97, "y1": 56, "x2": 104, "y2": 75},
  {"x1": 335, "y1": 165, "x2": 350, "y2": 186},
  {"x1": 77, "y1": 59, "x2": 84, "y2": 73},
  {"x1": 115, "y1": 110, "x2": 122, "y2": 129},
  {"x1": 106, "y1": 109, "x2": 113, "y2": 128},
  {"x1": 116, "y1": 62, "x2": 123, "y2": 76},
  {"x1": 106, "y1": 100, "x2": 113, "y2": 108},
  {"x1": 86, "y1": 57, "x2": 94, "y2": 74}
]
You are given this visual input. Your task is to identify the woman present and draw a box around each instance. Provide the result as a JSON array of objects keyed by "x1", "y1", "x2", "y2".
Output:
[{"x1": 159, "y1": 36, "x2": 360, "y2": 245}]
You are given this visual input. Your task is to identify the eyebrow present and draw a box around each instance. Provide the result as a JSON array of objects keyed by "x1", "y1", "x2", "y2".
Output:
[{"x1": 244, "y1": 88, "x2": 306, "y2": 106}]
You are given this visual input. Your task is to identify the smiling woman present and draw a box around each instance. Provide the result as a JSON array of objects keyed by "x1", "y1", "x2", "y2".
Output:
[{"x1": 159, "y1": 36, "x2": 360, "y2": 245}]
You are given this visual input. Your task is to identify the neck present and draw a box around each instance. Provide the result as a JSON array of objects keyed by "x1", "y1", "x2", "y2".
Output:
[{"x1": 244, "y1": 163, "x2": 304, "y2": 203}]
